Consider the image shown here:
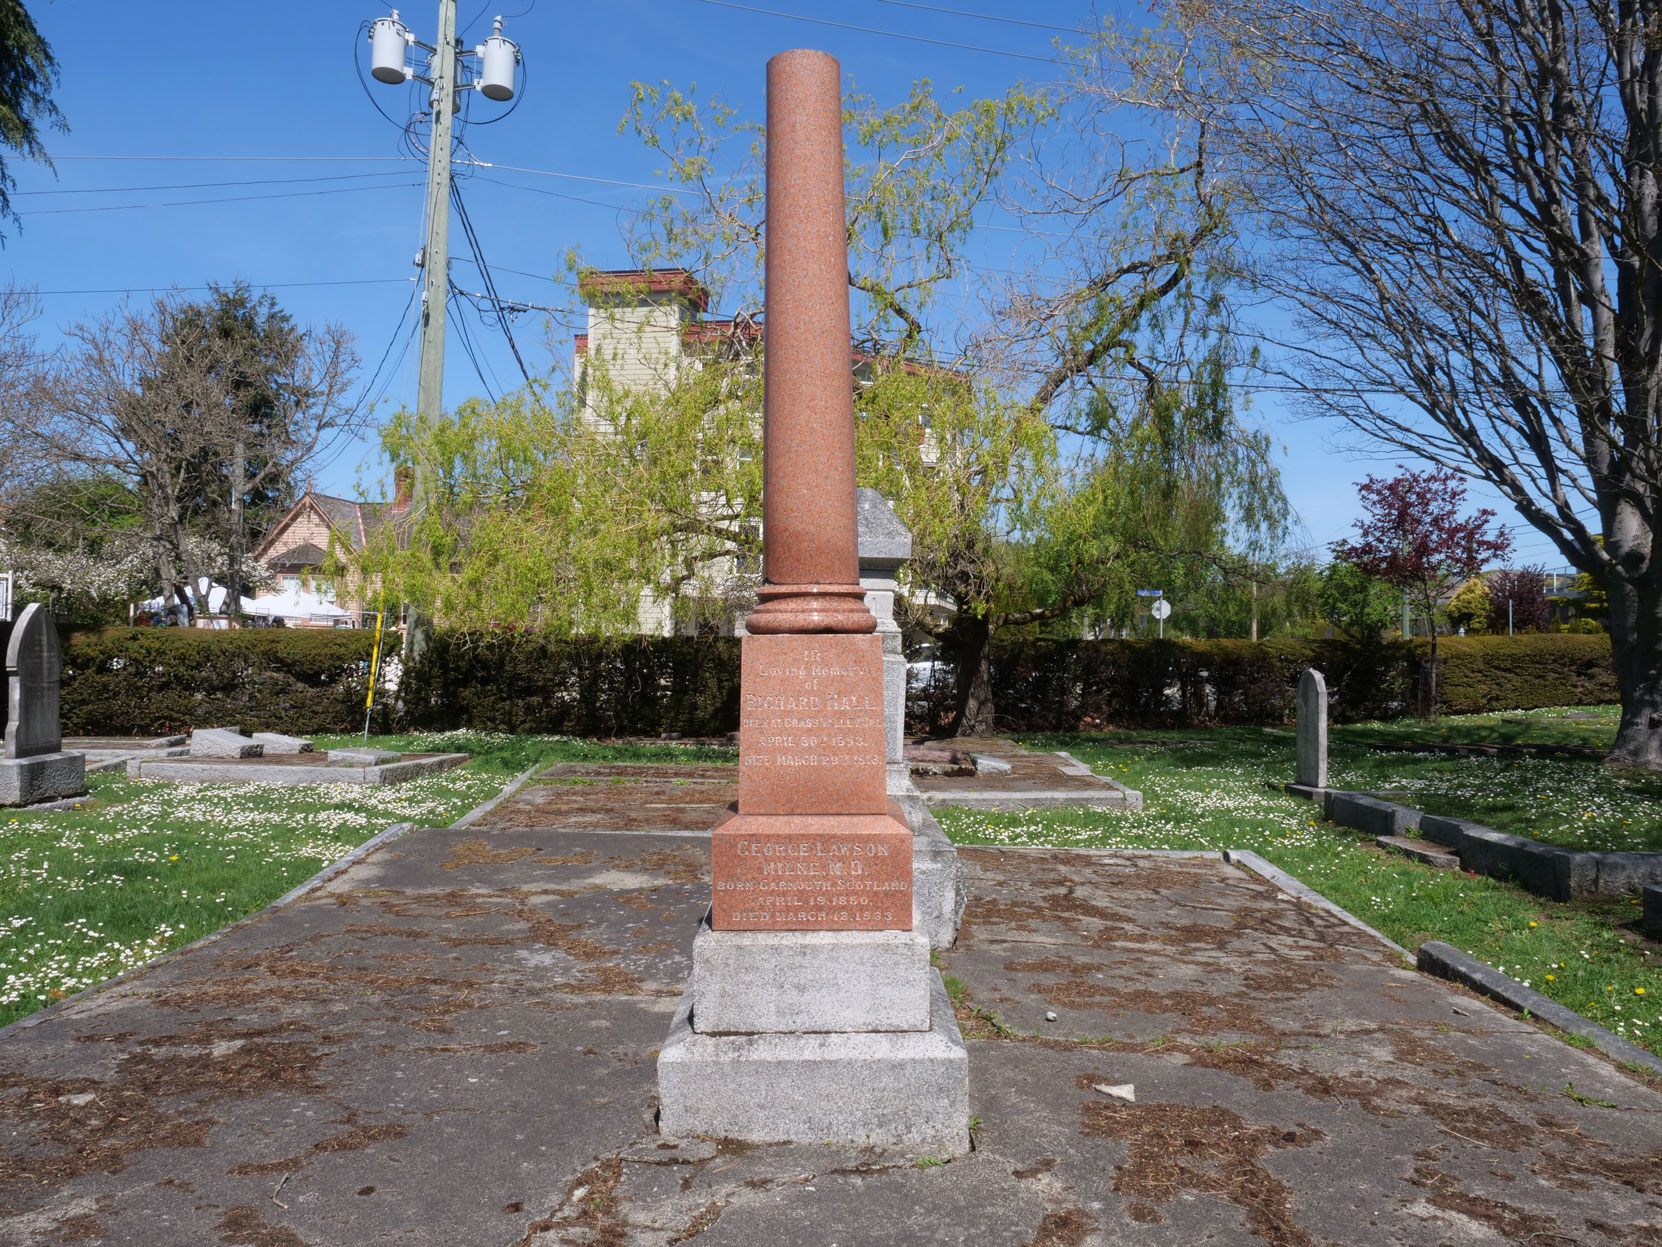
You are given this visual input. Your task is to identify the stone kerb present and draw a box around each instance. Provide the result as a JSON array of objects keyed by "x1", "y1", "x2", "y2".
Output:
[
  {"x1": 1310, "y1": 794, "x2": 1662, "y2": 902},
  {"x1": 0, "y1": 604, "x2": 86, "y2": 807}
]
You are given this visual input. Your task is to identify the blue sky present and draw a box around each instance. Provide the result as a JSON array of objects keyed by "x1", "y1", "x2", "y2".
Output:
[{"x1": 5, "y1": 0, "x2": 1568, "y2": 572}]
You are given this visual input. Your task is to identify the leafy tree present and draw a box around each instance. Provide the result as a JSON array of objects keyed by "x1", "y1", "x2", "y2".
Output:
[
  {"x1": 5, "y1": 287, "x2": 359, "y2": 614},
  {"x1": 1445, "y1": 577, "x2": 1491, "y2": 635},
  {"x1": 1184, "y1": 0, "x2": 1662, "y2": 764},
  {"x1": 1487, "y1": 567, "x2": 1553, "y2": 635},
  {"x1": 623, "y1": 62, "x2": 1281, "y2": 735},
  {"x1": 1315, "y1": 561, "x2": 1398, "y2": 643},
  {"x1": 1331, "y1": 467, "x2": 1511, "y2": 710},
  {"x1": 0, "y1": 0, "x2": 64, "y2": 238},
  {"x1": 162, "y1": 283, "x2": 330, "y2": 604},
  {"x1": 367, "y1": 54, "x2": 1286, "y2": 735}
]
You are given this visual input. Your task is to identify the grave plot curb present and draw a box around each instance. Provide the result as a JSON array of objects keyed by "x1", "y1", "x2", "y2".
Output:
[
  {"x1": 1418, "y1": 941, "x2": 1662, "y2": 1076},
  {"x1": 1220, "y1": 849, "x2": 1411, "y2": 961},
  {"x1": 0, "y1": 759, "x2": 543, "y2": 1042},
  {"x1": 1223, "y1": 853, "x2": 1662, "y2": 1076},
  {"x1": 1286, "y1": 786, "x2": 1662, "y2": 902}
]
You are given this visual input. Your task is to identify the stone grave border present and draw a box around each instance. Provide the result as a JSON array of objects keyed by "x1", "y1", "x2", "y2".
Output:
[
  {"x1": 123, "y1": 751, "x2": 469, "y2": 787},
  {"x1": 0, "y1": 758, "x2": 545, "y2": 1043},
  {"x1": 1221, "y1": 846, "x2": 1659, "y2": 1074},
  {"x1": 918, "y1": 748, "x2": 1143, "y2": 812},
  {"x1": 1286, "y1": 784, "x2": 1662, "y2": 902}
]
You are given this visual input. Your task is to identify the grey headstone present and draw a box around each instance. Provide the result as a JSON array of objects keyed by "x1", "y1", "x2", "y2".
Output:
[
  {"x1": 250, "y1": 732, "x2": 315, "y2": 755},
  {"x1": 1295, "y1": 668, "x2": 1328, "y2": 788},
  {"x1": 188, "y1": 728, "x2": 264, "y2": 759},
  {"x1": 855, "y1": 489, "x2": 964, "y2": 950},
  {"x1": 855, "y1": 487, "x2": 912, "y2": 566},
  {"x1": 4, "y1": 604, "x2": 63, "y2": 759}
]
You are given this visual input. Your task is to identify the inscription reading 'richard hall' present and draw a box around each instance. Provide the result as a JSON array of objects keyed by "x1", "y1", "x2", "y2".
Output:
[{"x1": 738, "y1": 633, "x2": 887, "y2": 816}]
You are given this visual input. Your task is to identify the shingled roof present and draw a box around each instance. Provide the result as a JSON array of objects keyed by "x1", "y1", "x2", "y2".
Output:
[{"x1": 251, "y1": 490, "x2": 409, "y2": 567}]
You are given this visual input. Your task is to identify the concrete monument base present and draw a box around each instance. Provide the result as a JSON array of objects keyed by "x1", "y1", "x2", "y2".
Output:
[
  {"x1": 691, "y1": 915, "x2": 930, "y2": 1034},
  {"x1": 912, "y1": 812, "x2": 965, "y2": 949},
  {"x1": 659, "y1": 971, "x2": 970, "y2": 1149},
  {"x1": 0, "y1": 751, "x2": 87, "y2": 807}
]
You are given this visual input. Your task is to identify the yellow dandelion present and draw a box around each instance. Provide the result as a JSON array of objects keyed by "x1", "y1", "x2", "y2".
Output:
[{"x1": 1528, "y1": 921, "x2": 1538, "y2": 928}]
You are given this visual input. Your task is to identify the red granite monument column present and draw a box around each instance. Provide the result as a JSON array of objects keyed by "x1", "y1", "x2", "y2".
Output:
[
  {"x1": 709, "y1": 49, "x2": 913, "y2": 931},
  {"x1": 746, "y1": 49, "x2": 874, "y2": 638}
]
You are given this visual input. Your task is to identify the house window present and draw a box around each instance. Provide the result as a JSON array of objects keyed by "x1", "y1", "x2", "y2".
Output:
[{"x1": 281, "y1": 575, "x2": 301, "y2": 595}]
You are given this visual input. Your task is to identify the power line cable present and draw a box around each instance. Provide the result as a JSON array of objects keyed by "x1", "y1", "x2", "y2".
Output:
[
  {"x1": 461, "y1": 0, "x2": 536, "y2": 39},
  {"x1": 31, "y1": 278, "x2": 409, "y2": 296},
  {"x1": 446, "y1": 283, "x2": 501, "y2": 401},
  {"x1": 15, "y1": 170, "x2": 419, "y2": 197},
  {"x1": 32, "y1": 153, "x2": 696, "y2": 197},
  {"x1": 450, "y1": 180, "x2": 534, "y2": 383},
  {"x1": 684, "y1": 0, "x2": 1072, "y2": 65},
  {"x1": 870, "y1": 0, "x2": 1082, "y2": 34},
  {"x1": 17, "y1": 181, "x2": 421, "y2": 217}
]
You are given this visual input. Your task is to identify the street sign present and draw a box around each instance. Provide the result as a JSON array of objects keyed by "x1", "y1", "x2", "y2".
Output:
[
  {"x1": 1135, "y1": 588, "x2": 1164, "y2": 597},
  {"x1": 1150, "y1": 599, "x2": 1172, "y2": 620}
]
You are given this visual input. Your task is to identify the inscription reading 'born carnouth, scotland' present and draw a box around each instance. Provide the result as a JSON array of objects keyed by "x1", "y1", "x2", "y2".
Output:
[
  {"x1": 738, "y1": 633, "x2": 887, "y2": 815},
  {"x1": 709, "y1": 817, "x2": 914, "y2": 930}
]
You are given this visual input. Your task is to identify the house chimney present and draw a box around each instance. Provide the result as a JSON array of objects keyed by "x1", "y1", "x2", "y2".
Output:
[{"x1": 394, "y1": 465, "x2": 413, "y2": 510}]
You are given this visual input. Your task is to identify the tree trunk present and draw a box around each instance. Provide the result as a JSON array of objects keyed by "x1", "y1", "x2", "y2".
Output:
[
  {"x1": 947, "y1": 613, "x2": 995, "y2": 738},
  {"x1": 1606, "y1": 574, "x2": 1662, "y2": 769}
]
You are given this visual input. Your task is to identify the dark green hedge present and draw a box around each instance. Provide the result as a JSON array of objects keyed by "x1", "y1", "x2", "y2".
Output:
[
  {"x1": 61, "y1": 628, "x2": 381, "y2": 736},
  {"x1": 1433, "y1": 634, "x2": 1617, "y2": 715},
  {"x1": 397, "y1": 630, "x2": 741, "y2": 737},
  {"x1": 917, "y1": 633, "x2": 1618, "y2": 732},
  {"x1": 47, "y1": 626, "x2": 1615, "y2": 738}
]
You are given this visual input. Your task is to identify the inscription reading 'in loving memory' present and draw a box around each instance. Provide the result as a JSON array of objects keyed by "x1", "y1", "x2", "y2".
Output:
[{"x1": 742, "y1": 647, "x2": 881, "y2": 768}]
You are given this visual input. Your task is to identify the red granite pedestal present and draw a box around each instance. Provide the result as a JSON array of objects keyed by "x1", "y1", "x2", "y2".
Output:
[{"x1": 655, "y1": 46, "x2": 968, "y2": 1150}]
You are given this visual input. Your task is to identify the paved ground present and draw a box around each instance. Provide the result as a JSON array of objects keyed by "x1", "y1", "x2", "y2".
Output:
[{"x1": 1, "y1": 763, "x2": 1659, "y2": 1246}]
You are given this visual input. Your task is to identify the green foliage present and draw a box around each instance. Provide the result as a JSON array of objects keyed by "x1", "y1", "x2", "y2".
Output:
[
  {"x1": 1316, "y1": 561, "x2": 1399, "y2": 641},
  {"x1": 61, "y1": 628, "x2": 381, "y2": 736},
  {"x1": 0, "y1": 0, "x2": 65, "y2": 234},
  {"x1": 56, "y1": 629, "x2": 1618, "y2": 738},
  {"x1": 912, "y1": 633, "x2": 1619, "y2": 732},
  {"x1": 397, "y1": 630, "x2": 740, "y2": 737},
  {"x1": 1445, "y1": 576, "x2": 1492, "y2": 634}
]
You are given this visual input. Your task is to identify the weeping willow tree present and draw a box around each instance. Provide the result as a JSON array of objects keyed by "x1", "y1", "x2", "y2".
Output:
[{"x1": 353, "y1": 30, "x2": 1289, "y2": 735}]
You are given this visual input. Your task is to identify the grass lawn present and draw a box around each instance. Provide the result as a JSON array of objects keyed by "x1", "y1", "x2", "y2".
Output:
[
  {"x1": 0, "y1": 730, "x2": 731, "y2": 1028},
  {"x1": 935, "y1": 712, "x2": 1662, "y2": 1060}
]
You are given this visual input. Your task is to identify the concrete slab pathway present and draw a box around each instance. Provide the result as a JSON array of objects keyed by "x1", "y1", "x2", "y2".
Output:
[{"x1": 0, "y1": 765, "x2": 1658, "y2": 1245}]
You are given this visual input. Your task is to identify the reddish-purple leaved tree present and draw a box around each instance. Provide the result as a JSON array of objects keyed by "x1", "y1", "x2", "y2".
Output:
[
  {"x1": 1331, "y1": 467, "x2": 1512, "y2": 711},
  {"x1": 1487, "y1": 566, "x2": 1553, "y2": 634}
]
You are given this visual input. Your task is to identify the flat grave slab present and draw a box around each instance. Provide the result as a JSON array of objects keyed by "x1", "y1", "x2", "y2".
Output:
[
  {"x1": 1377, "y1": 833, "x2": 1462, "y2": 869},
  {"x1": 911, "y1": 736, "x2": 1141, "y2": 810},
  {"x1": 124, "y1": 750, "x2": 469, "y2": 787},
  {"x1": 0, "y1": 767, "x2": 1655, "y2": 1242}
]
